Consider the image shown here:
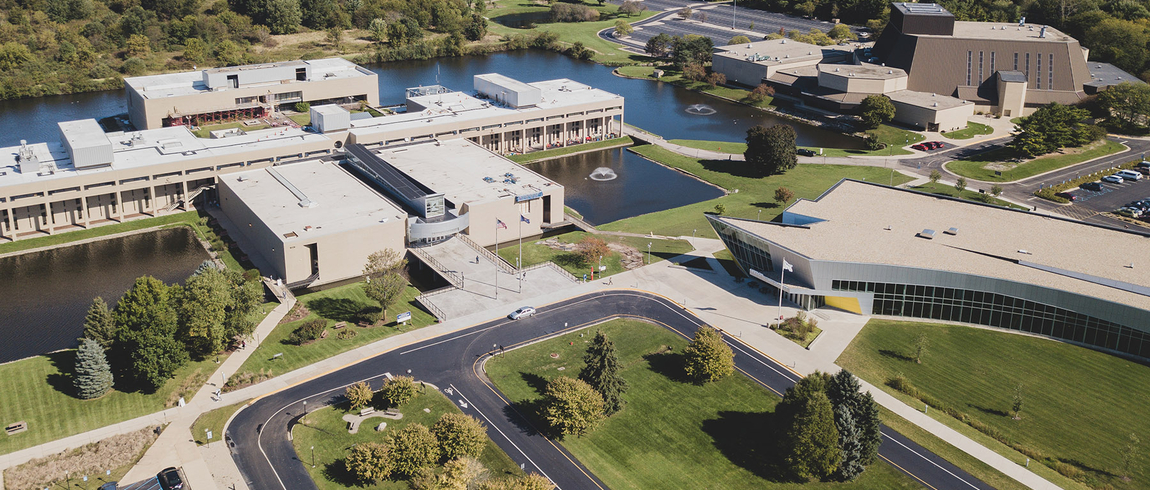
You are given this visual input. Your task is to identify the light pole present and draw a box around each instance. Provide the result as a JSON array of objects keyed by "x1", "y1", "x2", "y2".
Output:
[
  {"x1": 732, "y1": 0, "x2": 737, "y2": 30},
  {"x1": 303, "y1": 400, "x2": 307, "y2": 415},
  {"x1": 311, "y1": 445, "x2": 315, "y2": 468},
  {"x1": 647, "y1": 242, "x2": 652, "y2": 265},
  {"x1": 757, "y1": 209, "x2": 762, "y2": 220}
]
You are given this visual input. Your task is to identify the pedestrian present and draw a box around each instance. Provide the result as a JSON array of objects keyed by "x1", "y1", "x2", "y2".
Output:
[
  {"x1": 608, "y1": 277, "x2": 613, "y2": 285},
  {"x1": 476, "y1": 255, "x2": 480, "y2": 264},
  {"x1": 241, "y1": 340, "x2": 246, "y2": 350}
]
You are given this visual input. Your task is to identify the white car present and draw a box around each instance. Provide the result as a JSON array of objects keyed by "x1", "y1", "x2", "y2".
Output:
[
  {"x1": 508, "y1": 306, "x2": 536, "y2": 320},
  {"x1": 1102, "y1": 174, "x2": 1124, "y2": 184}
]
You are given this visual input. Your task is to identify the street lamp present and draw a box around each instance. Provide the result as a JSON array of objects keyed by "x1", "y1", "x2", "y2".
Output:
[
  {"x1": 732, "y1": 0, "x2": 737, "y2": 30},
  {"x1": 303, "y1": 400, "x2": 307, "y2": 415},
  {"x1": 647, "y1": 242, "x2": 652, "y2": 265},
  {"x1": 757, "y1": 209, "x2": 762, "y2": 220},
  {"x1": 311, "y1": 445, "x2": 315, "y2": 468}
]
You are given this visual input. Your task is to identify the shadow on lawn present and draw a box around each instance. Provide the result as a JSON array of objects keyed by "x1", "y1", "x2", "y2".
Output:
[
  {"x1": 643, "y1": 351, "x2": 690, "y2": 383},
  {"x1": 307, "y1": 297, "x2": 371, "y2": 323},
  {"x1": 702, "y1": 410, "x2": 795, "y2": 481},
  {"x1": 878, "y1": 349, "x2": 916, "y2": 363},
  {"x1": 967, "y1": 403, "x2": 1010, "y2": 418},
  {"x1": 45, "y1": 350, "x2": 76, "y2": 397},
  {"x1": 699, "y1": 159, "x2": 768, "y2": 178}
]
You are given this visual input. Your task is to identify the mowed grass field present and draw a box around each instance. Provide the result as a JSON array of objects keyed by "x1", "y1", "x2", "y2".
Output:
[
  {"x1": 230, "y1": 281, "x2": 436, "y2": 384},
  {"x1": 496, "y1": 231, "x2": 693, "y2": 278},
  {"x1": 292, "y1": 390, "x2": 522, "y2": 489},
  {"x1": 485, "y1": 319, "x2": 923, "y2": 489},
  {"x1": 667, "y1": 122, "x2": 920, "y2": 158},
  {"x1": 598, "y1": 145, "x2": 912, "y2": 238},
  {"x1": 946, "y1": 139, "x2": 1125, "y2": 182},
  {"x1": 837, "y1": 319, "x2": 1150, "y2": 489}
]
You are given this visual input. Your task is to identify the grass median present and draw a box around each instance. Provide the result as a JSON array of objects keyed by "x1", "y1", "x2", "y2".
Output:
[
  {"x1": 485, "y1": 318, "x2": 923, "y2": 489},
  {"x1": 192, "y1": 401, "x2": 248, "y2": 445},
  {"x1": 598, "y1": 145, "x2": 913, "y2": 238},
  {"x1": 909, "y1": 182, "x2": 1028, "y2": 210},
  {"x1": 496, "y1": 230, "x2": 693, "y2": 278},
  {"x1": 946, "y1": 139, "x2": 1125, "y2": 182},
  {"x1": 615, "y1": 65, "x2": 774, "y2": 108},
  {"x1": 940, "y1": 122, "x2": 994, "y2": 140},
  {"x1": 668, "y1": 123, "x2": 916, "y2": 157},
  {"x1": 487, "y1": 0, "x2": 655, "y2": 65},
  {"x1": 837, "y1": 319, "x2": 1149, "y2": 489}
]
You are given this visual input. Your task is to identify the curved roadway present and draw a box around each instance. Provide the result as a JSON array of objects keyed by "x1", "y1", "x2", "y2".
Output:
[{"x1": 227, "y1": 290, "x2": 996, "y2": 490}]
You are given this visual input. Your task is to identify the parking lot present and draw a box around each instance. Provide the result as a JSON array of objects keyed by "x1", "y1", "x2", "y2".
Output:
[{"x1": 1055, "y1": 174, "x2": 1150, "y2": 224}]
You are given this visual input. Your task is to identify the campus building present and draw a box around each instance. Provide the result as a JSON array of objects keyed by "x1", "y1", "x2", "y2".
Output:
[
  {"x1": 344, "y1": 75, "x2": 625, "y2": 154},
  {"x1": 708, "y1": 180, "x2": 1150, "y2": 359},
  {"x1": 125, "y1": 58, "x2": 380, "y2": 129}
]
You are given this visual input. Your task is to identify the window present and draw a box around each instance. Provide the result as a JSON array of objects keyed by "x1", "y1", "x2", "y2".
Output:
[
  {"x1": 990, "y1": 52, "x2": 996, "y2": 73},
  {"x1": 1025, "y1": 53, "x2": 1030, "y2": 80},
  {"x1": 967, "y1": 51, "x2": 973, "y2": 85},
  {"x1": 1036, "y1": 53, "x2": 1042, "y2": 89},
  {"x1": 235, "y1": 96, "x2": 258, "y2": 105},
  {"x1": 978, "y1": 51, "x2": 984, "y2": 83},
  {"x1": 1049, "y1": 54, "x2": 1054, "y2": 89},
  {"x1": 1013, "y1": 53, "x2": 1018, "y2": 71},
  {"x1": 274, "y1": 91, "x2": 302, "y2": 101}
]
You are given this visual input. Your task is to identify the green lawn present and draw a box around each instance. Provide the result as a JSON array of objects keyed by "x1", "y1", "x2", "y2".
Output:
[
  {"x1": 909, "y1": 182, "x2": 1028, "y2": 210},
  {"x1": 940, "y1": 122, "x2": 994, "y2": 140},
  {"x1": 837, "y1": 319, "x2": 1150, "y2": 489},
  {"x1": 192, "y1": 121, "x2": 269, "y2": 138},
  {"x1": 495, "y1": 230, "x2": 693, "y2": 277},
  {"x1": 867, "y1": 124, "x2": 924, "y2": 155},
  {"x1": 485, "y1": 319, "x2": 922, "y2": 489},
  {"x1": 946, "y1": 140, "x2": 1125, "y2": 182},
  {"x1": 289, "y1": 113, "x2": 311, "y2": 126},
  {"x1": 291, "y1": 389, "x2": 522, "y2": 489},
  {"x1": 779, "y1": 324, "x2": 822, "y2": 349},
  {"x1": 0, "y1": 354, "x2": 227, "y2": 455},
  {"x1": 192, "y1": 400, "x2": 248, "y2": 445},
  {"x1": 598, "y1": 145, "x2": 912, "y2": 238},
  {"x1": 486, "y1": 0, "x2": 657, "y2": 65},
  {"x1": 228, "y1": 281, "x2": 437, "y2": 387},
  {"x1": 667, "y1": 138, "x2": 903, "y2": 158},
  {"x1": 508, "y1": 136, "x2": 632, "y2": 163},
  {"x1": 615, "y1": 65, "x2": 774, "y2": 108}
]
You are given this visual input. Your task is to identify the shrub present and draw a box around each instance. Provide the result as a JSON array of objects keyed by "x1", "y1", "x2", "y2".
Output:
[
  {"x1": 122, "y1": 57, "x2": 147, "y2": 76},
  {"x1": 337, "y1": 329, "x2": 357, "y2": 340},
  {"x1": 682, "y1": 63, "x2": 706, "y2": 81},
  {"x1": 287, "y1": 319, "x2": 326, "y2": 345},
  {"x1": 1034, "y1": 160, "x2": 1138, "y2": 202},
  {"x1": 294, "y1": 102, "x2": 310, "y2": 113},
  {"x1": 550, "y1": 3, "x2": 598, "y2": 22},
  {"x1": 704, "y1": 72, "x2": 726, "y2": 88}
]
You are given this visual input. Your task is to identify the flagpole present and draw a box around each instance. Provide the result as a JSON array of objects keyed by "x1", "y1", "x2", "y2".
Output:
[
  {"x1": 495, "y1": 221, "x2": 499, "y2": 299},
  {"x1": 518, "y1": 217, "x2": 523, "y2": 272},
  {"x1": 777, "y1": 265, "x2": 785, "y2": 325}
]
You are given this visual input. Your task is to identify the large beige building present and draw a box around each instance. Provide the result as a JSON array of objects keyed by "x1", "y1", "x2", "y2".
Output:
[
  {"x1": 218, "y1": 159, "x2": 407, "y2": 286},
  {"x1": 345, "y1": 75, "x2": 624, "y2": 154},
  {"x1": 125, "y1": 58, "x2": 380, "y2": 129}
]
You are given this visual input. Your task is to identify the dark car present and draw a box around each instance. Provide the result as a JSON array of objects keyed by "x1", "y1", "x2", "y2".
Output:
[
  {"x1": 1137, "y1": 160, "x2": 1150, "y2": 168},
  {"x1": 1080, "y1": 181, "x2": 1104, "y2": 192},
  {"x1": 1055, "y1": 192, "x2": 1078, "y2": 201},
  {"x1": 158, "y1": 467, "x2": 184, "y2": 490},
  {"x1": 797, "y1": 148, "x2": 816, "y2": 156}
]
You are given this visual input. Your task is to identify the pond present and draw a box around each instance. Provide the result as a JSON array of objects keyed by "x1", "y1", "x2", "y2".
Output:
[
  {"x1": 528, "y1": 147, "x2": 725, "y2": 225},
  {"x1": 0, "y1": 227, "x2": 210, "y2": 363}
]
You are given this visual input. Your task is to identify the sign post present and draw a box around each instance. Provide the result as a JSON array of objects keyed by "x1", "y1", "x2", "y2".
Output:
[{"x1": 397, "y1": 311, "x2": 412, "y2": 325}]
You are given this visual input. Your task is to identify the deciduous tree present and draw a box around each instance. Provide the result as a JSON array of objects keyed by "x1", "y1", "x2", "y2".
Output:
[
  {"x1": 379, "y1": 375, "x2": 417, "y2": 407},
  {"x1": 118, "y1": 330, "x2": 189, "y2": 392},
  {"x1": 613, "y1": 19, "x2": 633, "y2": 37},
  {"x1": 174, "y1": 266, "x2": 233, "y2": 357},
  {"x1": 579, "y1": 330, "x2": 628, "y2": 415},
  {"x1": 619, "y1": 0, "x2": 644, "y2": 16},
  {"x1": 74, "y1": 338, "x2": 114, "y2": 399},
  {"x1": 677, "y1": 6, "x2": 692, "y2": 19},
  {"x1": 464, "y1": 12, "x2": 487, "y2": 40},
  {"x1": 345, "y1": 442, "x2": 391, "y2": 483},
  {"x1": 1011, "y1": 383, "x2": 1024, "y2": 419},
  {"x1": 704, "y1": 71, "x2": 726, "y2": 88},
  {"x1": 266, "y1": 0, "x2": 302, "y2": 34},
  {"x1": 541, "y1": 376, "x2": 605, "y2": 437},
  {"x1": 576, "y1": 236, "x2": 610, "y2": 268},
  {"x1": 774, "y1": 186, "x2": 795, "y2": 207},
  {"x1": 682, "y1": 62, "x2": 706, "y2": 82},
  {"x1": 729, "y1": 35, "x2": 750, "y2": 44},
  {"x1": 781, "y1": 390, "x2": 841, "y2": 480},
  {"x1": 913, "y1": 331, "x2": 929, "y2": 364},
  {"x1": 363, "y1": 249, "x2": 408, "y2": 318},
  {"x1": 182, "y1": 38, "x2": 207, "y2": 63},
  {"x1": 346, "y1": 381, "x2": 374, "y2": 410},
  {"x1": 82, "y1": 297, "x2": 117, "y2": 350},
  {"x1": 929, "y1": 169, "x2": 941, "y2": 184},
  {"x1": 744, "y1": 124, "x2": 798, "y2": 175},
  {"x1": 389, "y1": 423, "x2": 440, "y2": 477},
  {"x1": 433, "y1": 413, "x2": 487, "y2": 460},
  {"x1": 683, "y1": 326, "x2": 734, "y2": 383},
  {"x1": 114, "y1": 276, "x2": 177, "y2": 338},
  {"x1": 858, "y1": 95, "x2": 895, "y2": 129},
  {"x1": 954, "y1": 177, "x2": 967, "y2": 192}
]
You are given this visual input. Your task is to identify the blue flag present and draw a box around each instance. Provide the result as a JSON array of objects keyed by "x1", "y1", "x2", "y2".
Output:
[{"x1": 520, "y1": 215, "x2": 530, "y2": 224}]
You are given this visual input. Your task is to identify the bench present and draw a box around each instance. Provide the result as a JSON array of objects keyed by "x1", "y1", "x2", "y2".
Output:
[
  {"x1": 333, "y1": 322, "x2": 347, "y2": 330},
  {"x1": 6, "y1": 421, "x2": 27, "y2": 435},
  {"x1": 360, "y1": 407, "x2": 376, "y2": 416}
]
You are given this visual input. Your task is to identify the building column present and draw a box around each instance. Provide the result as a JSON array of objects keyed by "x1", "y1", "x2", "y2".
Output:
[
  {"x1": 149, "y1": 185, "x2": 158, "y2": 216},
  {"x1": 179, "y1": 180, "x2": 188, "y2": 210},
  {"x1": 3, "y1": 208, "x2": 13, "y2": 241},
  {"x1": 44, "y1": 203, "x2": 54, "y2": 235},
  {"x1": 116, "y1": 189, "x2": 125, "y2": 222},
  {"x1": 83, "y1": 196, "x2": 91, "y2": 228}
]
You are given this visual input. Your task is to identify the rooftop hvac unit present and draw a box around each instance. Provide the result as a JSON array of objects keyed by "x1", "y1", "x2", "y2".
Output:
[
  {"x1": 916, "y1": 229, "x2": 936, "y2": 239},
  {"x1": 944, "y1": 227, "x2": 959, "y2": 235}
]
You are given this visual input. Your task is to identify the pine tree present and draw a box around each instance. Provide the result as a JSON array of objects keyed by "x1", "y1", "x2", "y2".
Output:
[
  {"x1": 827, "y1": 370, "x2": 882, "y2": 466},
  {"x1": 73, "y1": 338, "x2": 113, "y2": 399},
  {"x1": 834, "y1": 404, "x2": 865, "y2": 480},
  {"x1": 82, "y1": 297, "x2": 117, "y2": 349},
  {"x1": 579, "y1": 330, "x2": 628, "y2": 415}
]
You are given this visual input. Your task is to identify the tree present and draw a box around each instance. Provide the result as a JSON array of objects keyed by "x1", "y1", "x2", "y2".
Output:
[
  {"x1": 413, "y1": 456, "x2": 488, "y2": 490},
  {"x1": 619, "y1": 0, "x2": 644, "y2": 16},
  {"x1": 379, "y1": 375, "x2": 417, "y2": 407},
  {"x1": 1010, "y1": 103, "x2": 1095, "y2": 157},
  {"x1": 126, "y1": 34, "x2": 152, "y2": 58},
  {"x1": 747, "y1": 84, "x2": 774, "y2": 104},
  {"x1": 266, "y1": 0, "x2": 302, "y2": 34},
  {"x1": 0, "y1": 42, "x2": 33, "y2": 71},
  {"x1": 345, "y1": 442, "x2": 392, "y2": 483},
  {"x1": 695, "y1": 11, "x2": 707, "y2": 22},
  {"x1": 215, "y1": 40, "x2": 246, "y2": 66},
  {"x1": 1096, "y1": 82, "x2": 1150, "y2": 132},
  {"x1": 704, "y1": 72, "x2": 726, "y2": 88},
  {"x1": 826, "y1": 370, "x2": 881, "y2": 471},
  {"x1": 858, "y1": 95, "x2": 895, "y2": 129},
  {"x1": 671, "y1": 35, "x2": 712, "y2": 67},
  {"x1": 774, "y1": 186, "x2": 795, "y2": 207},
  {"x1": 114, "y1": 276, "x2": 177, "y2": 337},
  {"x1": 713, "y1": 203, "x2": 726, "y2": 215},
  {"x1": 828, "y1": 23, "x2": 857, "y2": 40},
  {"x1": 119, "y1": 331, "x2": 189, "y2": 392},
  {"x1": 369, "y1": 18, "x2": 388, "y2": 42},
  {"x1": 1011, "y1": 383, "x2": 1024, "y2": 420},
  {"x1": 744, "y1": 124, "x2": 798, "y2": 175},
  {"x1": 541, "y1": 376, "x2": 605, "y2": 437},
  {"x1": 954, "y1": 177, "x2": 967, "y2": 192},
  {"x1": 781, "y1": 390, "x2": 841, "y2": 480},
  {"x1": 682, "y1": 63, "x2": 706, "y2": 82},
  {"x1": 683, "y1": 326, "x2": 734, "y2": 383},
  {"x1": 183, "y1": 38, "x2": 208, "y2": 63},
  {"x1": 326, "y1": 27, "x2": 343, "y2": 48},
  {"x1": 579, "y1": 330, "x2": 628, "y2": 415},
  {"x1": 464, "y1": 13, "x2": 487, "y2": 41},
  {"x1": 1085, "y1": 18, "x2": 1149, "y2": 75},
  {"x1": 478, "y1": 473, "x2": 554, "y2": 490},
  {"x1": 729, "y1": 35, "x2": 751, "y2": 44},
  {"x1": 362, "y1": 249, "x2": 408, "y2": 319},
  {"x1": 174, "y1": 266, "x2": 232, "y2": 357},
  {"x1": 82, "y1": 297, "x2": 117, "y2": 350},
  {"x1": 576, "y1": 236, "x2": 610, "y2": 268},
  {"x1": 644, "y1": 33, "x2": 672, "y2": 58},
  {"x1": 990, "y1": 183, "x2": 1003, "y2": 197},
  {"x1": 74, "y1": 338, "x2": 114, "y2": 399},
  {"x1": 122, "y1": 57, "x2": 148, "y2": 76},
  {"x1": 929, "y1": 169, "x2": 941, "y2": 184},
  {"x1": 613, "y1": 20, "x2": 633, "y2": 38},
  {"x1": 913, "y1": 331, "x2": 929, "y2": 364},
  {"x1": 677, "y1": 6, "x2": 692, "y2": 19},
  {"x1": 389, "y1": 423, "x2": 440, "y2": 477},
  {"x1": 833, "y1": 404, "x2": 865, "y2": 480},
  {"x1": 346, "y1": 381, "x2": 374, "y2": 410},
  {"x1": 433, "y1": 413, "x2": 487, "y2": 460}
]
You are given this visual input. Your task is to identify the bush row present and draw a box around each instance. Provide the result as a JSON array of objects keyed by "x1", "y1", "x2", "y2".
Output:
[{"x1": 1033, "y1": 160, "x2": 1138, "y2": 203}]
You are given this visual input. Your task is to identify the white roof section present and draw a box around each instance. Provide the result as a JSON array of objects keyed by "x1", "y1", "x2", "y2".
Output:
[
  {"x1": 819, "y1": 63, "x2": 908, "y2": 80},
  {"x1": 887, "y1": 90, "x2": 971, "y2": 109},
  {"x1": 948, "y1": 22, "x2": 1075, "y2": 42},
  {"x1": 715, "y1": 38, "x2": 843, "y2": 66},
  {"x1": 349, "y1": 78, "x2": 622, "y2": 139},
  {"x1": 311, "y1": 104, "x2": 349, "y2": 116},
  {"x1": 368, "y1": 139, "x2": 560, "y2": 205},
  {"x1": 0, "y1": 125, "x2": 330, "y2": 187},
  {"x1": 58, "y1": 119, "x2": 111, "y2": 148},
  {"x1": 222, "y1": 159, "x2": 406, "y2": 241},
  {"x1": 125, "y1": 58, "x2": 372, "y2": 99},
  {"x1": 724, "y1": 180, "x2": 1150, "y2": 306},
  {"x1": 475, "y1": 73, "x2": 536, "y2": 94}
]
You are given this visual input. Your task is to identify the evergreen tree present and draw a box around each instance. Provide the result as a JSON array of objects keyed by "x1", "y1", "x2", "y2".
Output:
[
  {"x1": 827, "y1": 370, "x2": 881, "y2": 466},
  {"x1": 781, "y1": 390, "x2": 841, "y2": 481},
  {"x1": 833, "y1": 404, "x2": 865, "y2": 480},
  {"x1": 82, "y1": 297, "x2": 117, "y2": 350},
  {"x1": 683, "y1": 326, "x2": 735, "y2": 383},
  {"x1": 579, "y1": 330, "x2": 628, "y2": 415},
  {"x1": 73, "y1": 338, "x2": 113, "y2": 399}
]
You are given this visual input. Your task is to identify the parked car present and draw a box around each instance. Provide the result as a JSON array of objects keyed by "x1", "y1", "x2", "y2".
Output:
[
  {"x1": 508, "y1": 306, "x2": 536, "y2": 320},
  {"x1": 1136, "y1": 166, "x2": 1150, "y2": 176},
  {"x1": 1080, "y1": 181, "x2": 1105, "y2": 191},
  {"x1": 157, "y1": 467, "x2": 184, "y2": 490},
  {"x1": 1055, "y1": 192, "x2": 1078, "y2": 201},
  {"x1": 1116, "y1": 207, "x2": 1144, "y2": 218},
  {"x1": 1116, "y1": 169, "x2": 1143, "y2": 181},
  {"x1": 99, "y1": 483, "x2": 118, "y2": 490},
  {"x1": 797, "y1": 148, "x2": 816, "y2": 156},
  {"x1": 1137, "y1": 160, "x2": 1150, "y2": 168},
  {"x1": 932, "y1": 141, "x2": 946, "y2": 149},
  {"x1": 1102, "y1": 174, "x2": 1124, "y2": 184},
  {"x1": 911, "y1": 143, "x2": 927, "y2": 151}
]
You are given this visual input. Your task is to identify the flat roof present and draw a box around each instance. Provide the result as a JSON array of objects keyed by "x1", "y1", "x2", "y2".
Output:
[
  {"x1": 222, "y1": 159, "x2": 406, "y2": 241},
  {"x1": 312, "y1": 104, "x2": 349, "y2": 116},
  {"x1": 714, "y1": 39, "x2": 829, "y2": 66},
  {"x1": 818, "y1": 63, "x2": 907, "y2": 80},
  {"x1": 475, "y1": 73, "x2": 536, "y2": 94},
  {"x1": 1086, "y1": 62, "x2": 1144, "y2": 89},
  {"x1": 58, "y1": 119, "x2": 111, "y2": 147},
  {"x1": 945, "y1": 22, "x2": 1075, "y2": 42},
  {"x1": 349, "y1": 78, "x2": 622, "y2": 138},
  {"x1": 367, "y1": 139, "x2": 560, "y2": 205},
  {"x1": 997, "y1": 70, "x2": 1027, "y2": 83},
  {"x1": 893, "y1": 2, "x2": 952, "y2": 16},
  {"x1": 125, "y1": 58, "x2": 371, "y2": 99},
  {"x1": 719, "y1": 180, "x2": 1150, "y2": 307},
  {"x1": 887, "y1": 90, "x2": 971, "y2": 109},
  {"x1": 0, "y1": 125, "x2": 330, "y2": 187}
]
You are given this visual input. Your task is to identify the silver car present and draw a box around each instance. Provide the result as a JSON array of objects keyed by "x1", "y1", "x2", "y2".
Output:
[{"x1": 508, "y1": 306, "x2": 536, "y2": 320}]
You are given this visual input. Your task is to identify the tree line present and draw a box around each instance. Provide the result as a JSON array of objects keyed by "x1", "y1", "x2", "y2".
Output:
[{"x1": 74, "y1": 260, "x2": 263, "y2": 398}]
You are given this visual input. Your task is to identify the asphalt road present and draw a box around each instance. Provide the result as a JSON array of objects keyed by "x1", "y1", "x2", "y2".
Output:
[
  {"x1": 604, "y1": 0, "x2": 847, "y2": 48},
  {"x1": 227, "y1": 290, "x2": 995, "y2": 490}
]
